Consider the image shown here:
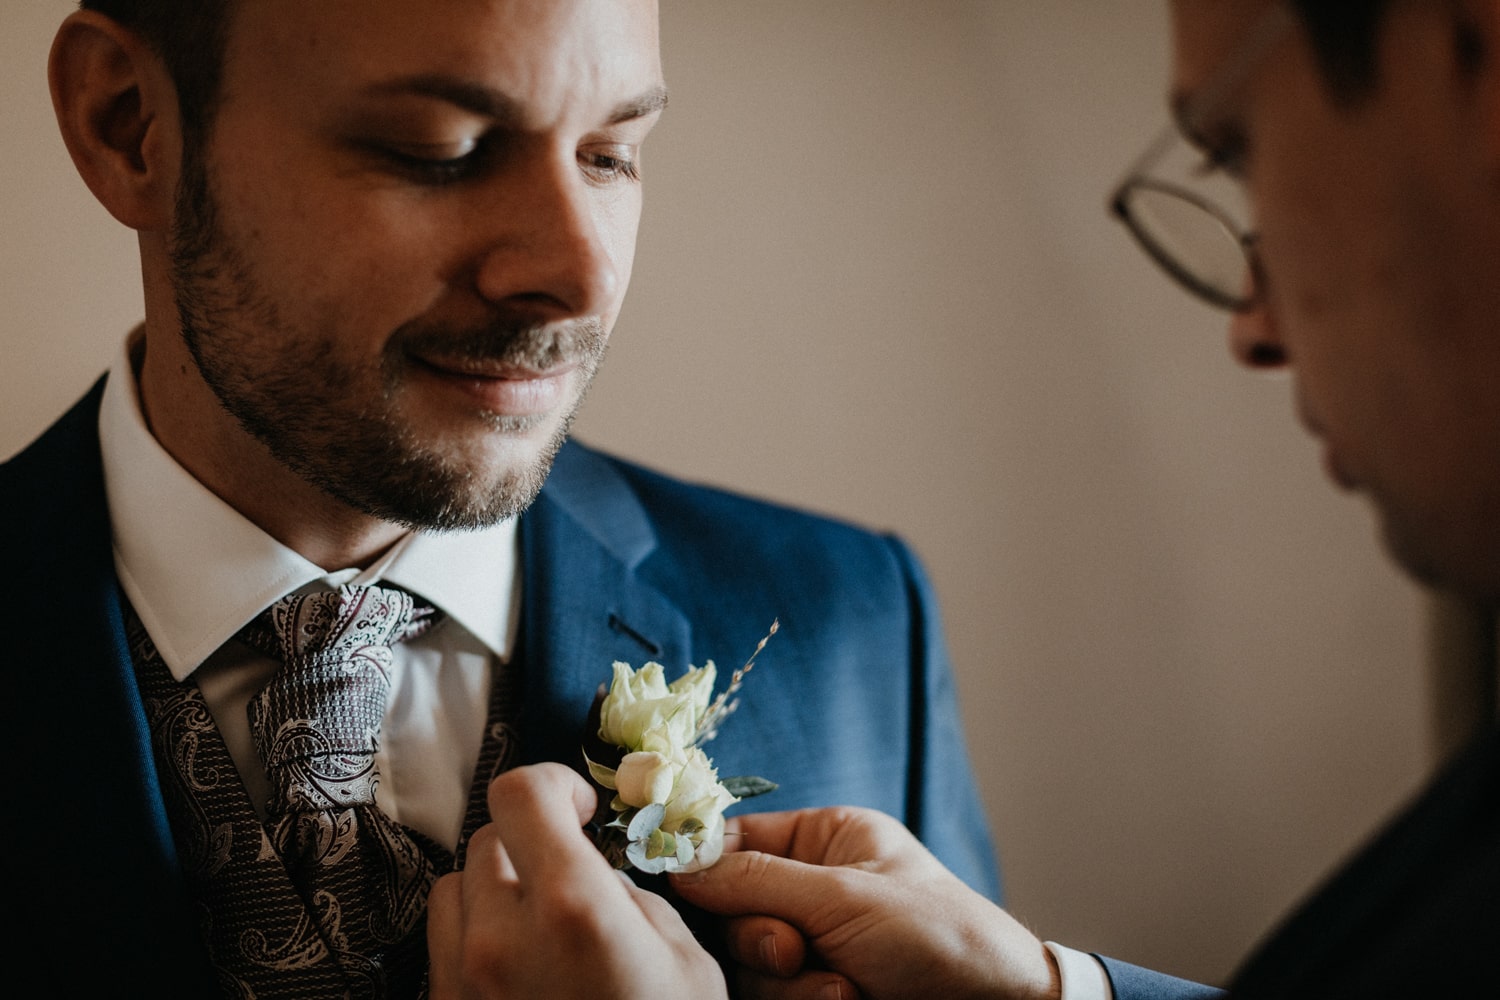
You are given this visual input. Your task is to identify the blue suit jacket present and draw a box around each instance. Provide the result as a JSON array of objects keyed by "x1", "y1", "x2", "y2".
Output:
[
  {"x1": 0, "y1": 381, "x2": 1000, "y2": 996},
  {"x1": 1097, "y1": 720, "x2": 1500, "y2": 999}
]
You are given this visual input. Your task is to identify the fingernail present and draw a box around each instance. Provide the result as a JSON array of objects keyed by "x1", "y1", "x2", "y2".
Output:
[
  {"x1": 670, "y1": 869, "x2": 707, "y2": 885},
  {"x1": 759, "y1": 934, "x2": 779, "y2": 973},
  {"x1": 819, "y1": 983, "x2": 847, "y2": 1000}
]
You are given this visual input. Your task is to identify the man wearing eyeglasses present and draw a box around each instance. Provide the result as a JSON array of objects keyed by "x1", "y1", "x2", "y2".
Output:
[{"x1": 433, "y1": 2, "x2": 1498, "y2": 997}]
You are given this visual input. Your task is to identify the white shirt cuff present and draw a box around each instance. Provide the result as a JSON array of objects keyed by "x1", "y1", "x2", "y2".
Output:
[{"x1": 1044, "y1": 942, "x2": 1114, "y2": 1000}]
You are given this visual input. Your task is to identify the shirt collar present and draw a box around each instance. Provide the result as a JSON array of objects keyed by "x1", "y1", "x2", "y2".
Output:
[{"x1": 99, "y1": 330, "x2": 518, "y2": 680}]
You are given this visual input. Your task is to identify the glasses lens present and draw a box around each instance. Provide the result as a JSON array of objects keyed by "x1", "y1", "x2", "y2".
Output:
[{"x1": 1120, "y1": 180, "x2": 1252, "y2": 310}]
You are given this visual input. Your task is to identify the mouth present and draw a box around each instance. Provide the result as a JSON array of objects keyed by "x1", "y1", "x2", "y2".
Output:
[
  {"x1": 410, "y1": 354, "x2": 580, "y2": 418},
  {"x1": 1305, "y1": 426, "x2": 1357, "y2": 491},
  {"x1": 1293, "y1": 393, "x2": 1322, "y2": 439},
  {"x1": 1293, "y1": 400, "x2": 1357, "y2": 490},
  {"x1": 1318, "y1": 442, "x2": 1356, "y2": 491}
]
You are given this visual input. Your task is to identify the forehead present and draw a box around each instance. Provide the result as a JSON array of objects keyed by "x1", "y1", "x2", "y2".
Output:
[
  {"x1": 220, "y1": 0, "x2": 663, "y2": 119},
  {"x1": 1168, "y1": 0, "x2": 1277, "y2": 104}
]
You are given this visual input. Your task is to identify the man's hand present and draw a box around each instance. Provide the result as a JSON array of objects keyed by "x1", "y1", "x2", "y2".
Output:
[
  {"x1": 427, "y1": 763, "x2": 728, "y2": 1000},
  {"x1": 670, "y1": 806, "x2": 1061, "y2": 1000}
]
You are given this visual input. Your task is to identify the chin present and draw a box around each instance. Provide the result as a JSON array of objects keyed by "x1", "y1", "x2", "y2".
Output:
[{"x1": 1380, "y1": 518, "x2": 1498, "y2": 603}]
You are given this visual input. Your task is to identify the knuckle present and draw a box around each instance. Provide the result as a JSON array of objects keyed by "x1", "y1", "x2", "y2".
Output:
[{"x1": 535, "y1": 885, "x2": 611, "y2": 939}]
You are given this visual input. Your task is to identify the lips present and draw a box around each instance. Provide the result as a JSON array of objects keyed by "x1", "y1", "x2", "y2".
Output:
[
  {"x1": 411, "y1": 354, "x2": 579, "y2": 418},
  {"x1": 419, "y1": 356, "x2": 575, "y2": 381},
  {"x1": 1302, "y1": 416, "x2": 1357, "y2": 491}
]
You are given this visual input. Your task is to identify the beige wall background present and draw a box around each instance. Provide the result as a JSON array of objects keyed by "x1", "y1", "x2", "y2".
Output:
[{"x1": 2, "y1": 1, "x2": 1440, "y2": 987}]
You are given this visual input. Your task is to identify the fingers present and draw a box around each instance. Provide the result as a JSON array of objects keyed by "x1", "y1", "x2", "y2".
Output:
[
  {"x1": 736, "y1": 970, "x2": 863, "y2": 1000},
  {"x1": 462, "y1": 823, "x2": 517, "y2": 884},
  {"x1": 484, "y1": 763, "x2": 609, "y2": 883},
  {"x1": 717, "y1": 806, "x2": 906, "y2": 865},
  {"x1": 625, "y1": 881, "x2": 708, "y2": 951},
  {"x1": 671, "y1": 848, "x2": 845, "y2": 931},
  {"x1": 487, "y1": 761, "x2": 597, "y2": 830},
  {"x1": 425, "y1": 872, "x2": 464, "y2": 998},
  {"x1": 718, "y1": 810, "x2": 819, "y2": 861},
  {"x1": 723, "y1": 914, "x2": 808, "y2": 976}
]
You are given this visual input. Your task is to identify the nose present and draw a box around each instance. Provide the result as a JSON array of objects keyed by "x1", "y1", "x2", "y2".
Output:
[
  {"x1": 1228, "y1": 299, "x2": 1288, "y2": 369},
  {"x1": 474, "y1": 156, "x2": 623, "y2": 322}
]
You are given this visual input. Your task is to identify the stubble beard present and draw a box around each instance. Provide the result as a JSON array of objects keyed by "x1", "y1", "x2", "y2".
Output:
[{"x1": 167, "y1": 144, "x2": 606, "y2": 532}]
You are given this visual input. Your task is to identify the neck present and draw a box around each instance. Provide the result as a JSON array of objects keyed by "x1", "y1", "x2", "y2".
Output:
[{"x1": 134, "y1": 324, "x2": 408, "y2": 571}]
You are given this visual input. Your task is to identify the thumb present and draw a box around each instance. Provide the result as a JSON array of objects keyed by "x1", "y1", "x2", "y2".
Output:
[{"x1": 671, "y1": 851, "x2": 846, "y2": 934}]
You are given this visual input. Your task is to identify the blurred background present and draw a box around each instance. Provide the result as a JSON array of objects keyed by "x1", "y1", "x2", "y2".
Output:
[{"x1": 3, "y1": 1, "x2": 1456, "y2": 986}]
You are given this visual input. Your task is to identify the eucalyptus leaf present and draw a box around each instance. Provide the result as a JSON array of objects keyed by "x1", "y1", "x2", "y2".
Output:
[
  {"x1": 627, "y1": 802, "x2": 667, "y2": 841},
  {"x1": 722, "y1": 775, "x2": 779, "y2": 799},
  {"x1": 627, "y1": 839, "x2": 672, "y2": 874},
  {"x1": 647, "y1": 829, "x2": 672, "y2": 858}
]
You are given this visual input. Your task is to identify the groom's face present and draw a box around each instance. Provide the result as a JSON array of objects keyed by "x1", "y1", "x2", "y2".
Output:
[{"x1": 165, "y1": 0, "x2": 666, "y2": 529}]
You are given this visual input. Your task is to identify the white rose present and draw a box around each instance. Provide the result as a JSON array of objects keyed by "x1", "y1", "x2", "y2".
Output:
[
  {"x1": 598, "y1": 661, "x2": 717, "y2": 751},
  {"x1": 664, "y1": 747, "x2": 738, "y2": 831},
  {"x1": 614, "y1": 750, "x2": 676, "y2": 808},
  {"x1": 669, "y1": 661, "x2": 717, "y2": 724}
]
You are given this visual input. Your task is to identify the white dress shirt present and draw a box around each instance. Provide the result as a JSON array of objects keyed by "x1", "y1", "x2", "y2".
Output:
[
  {"x1": 1047, "y1": 941, "x2": 1115, "y2": 1000},
  {"x1": 99, "y1": 331, "x2": 518, "y2": 851}
]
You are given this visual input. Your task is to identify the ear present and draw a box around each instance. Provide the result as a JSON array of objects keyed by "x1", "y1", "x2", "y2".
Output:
[{"x1": 48, "y1": 11, "x2": 183, "y2": 232}]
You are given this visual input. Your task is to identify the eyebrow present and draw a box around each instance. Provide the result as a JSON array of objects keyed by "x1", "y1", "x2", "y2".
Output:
[{"x1": 361, "y1": 75, "x2": 669, "y2": 127}]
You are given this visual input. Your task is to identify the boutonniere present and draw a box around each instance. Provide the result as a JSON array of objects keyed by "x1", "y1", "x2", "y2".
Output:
[{"x1": 585, "y1": 622, "x2": 779, "y2": 873}]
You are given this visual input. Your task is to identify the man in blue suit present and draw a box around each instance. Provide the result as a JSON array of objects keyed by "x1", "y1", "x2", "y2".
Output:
[
  {"x1": 0, "y1": 1, "x2": 997, "y2": 996},
  {"x1": 444, "y1": 1, "x2": 1498, "y2": 997}
]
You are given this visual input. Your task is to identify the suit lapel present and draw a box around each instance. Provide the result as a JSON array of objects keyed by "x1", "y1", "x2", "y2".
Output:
[
  {"x1": 5, "y1": 378, "x2": 214, "y2": 990},
  {"x1": 516, "y1": 442, "x2": 693, "y2": 768}
]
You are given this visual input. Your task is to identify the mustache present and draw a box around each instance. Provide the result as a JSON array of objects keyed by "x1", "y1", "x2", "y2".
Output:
[{"x1": 393, "y1": 315, "x2": 608, "y2": 370}]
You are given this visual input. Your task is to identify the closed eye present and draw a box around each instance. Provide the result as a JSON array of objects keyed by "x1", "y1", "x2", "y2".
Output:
[{"x1": 368, "y1": 135, "x2": 497, "y2": 186}]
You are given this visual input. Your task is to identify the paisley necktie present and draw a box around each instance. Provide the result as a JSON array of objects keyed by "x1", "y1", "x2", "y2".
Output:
[{"x1": 244, "y1": 583, "x2": 443, "y2": 998}]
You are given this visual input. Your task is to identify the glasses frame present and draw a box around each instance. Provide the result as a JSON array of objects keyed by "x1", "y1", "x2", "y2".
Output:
[
  {"x1": 1107, "y1": 5, "x2": 1294, "y2": 314},
  {"x1": 1111, "y1": 176, "x2": 1259, "y2": 312}
]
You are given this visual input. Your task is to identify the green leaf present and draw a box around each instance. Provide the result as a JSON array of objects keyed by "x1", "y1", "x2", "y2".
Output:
[
  {"x1": 656, "y1": 830, "x2": 680, "y2": 860},
  {"x1": 722, "y1": 775, "x2": 779, "y2": 799},
  {"x1": 582, "y1": 751, "x2": 619, "y2": 790}
]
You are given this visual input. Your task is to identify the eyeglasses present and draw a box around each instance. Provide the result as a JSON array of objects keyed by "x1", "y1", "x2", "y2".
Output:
[{"x1": 1108, "y1": 6, "x2": 1293, "y2": 313}]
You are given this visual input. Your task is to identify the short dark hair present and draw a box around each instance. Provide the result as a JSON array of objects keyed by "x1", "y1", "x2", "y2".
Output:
[{"x1": 79, "y1": 0, "x2": 234, "y2": 144}]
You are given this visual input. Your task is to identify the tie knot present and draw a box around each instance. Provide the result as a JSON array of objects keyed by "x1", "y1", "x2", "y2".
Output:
[
  {"x1": 246, "y1": 584, "x2": 437, "y2": 662},
  {"x1": 245, "y1": 584, "x2": 441, "y2": 815}
]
